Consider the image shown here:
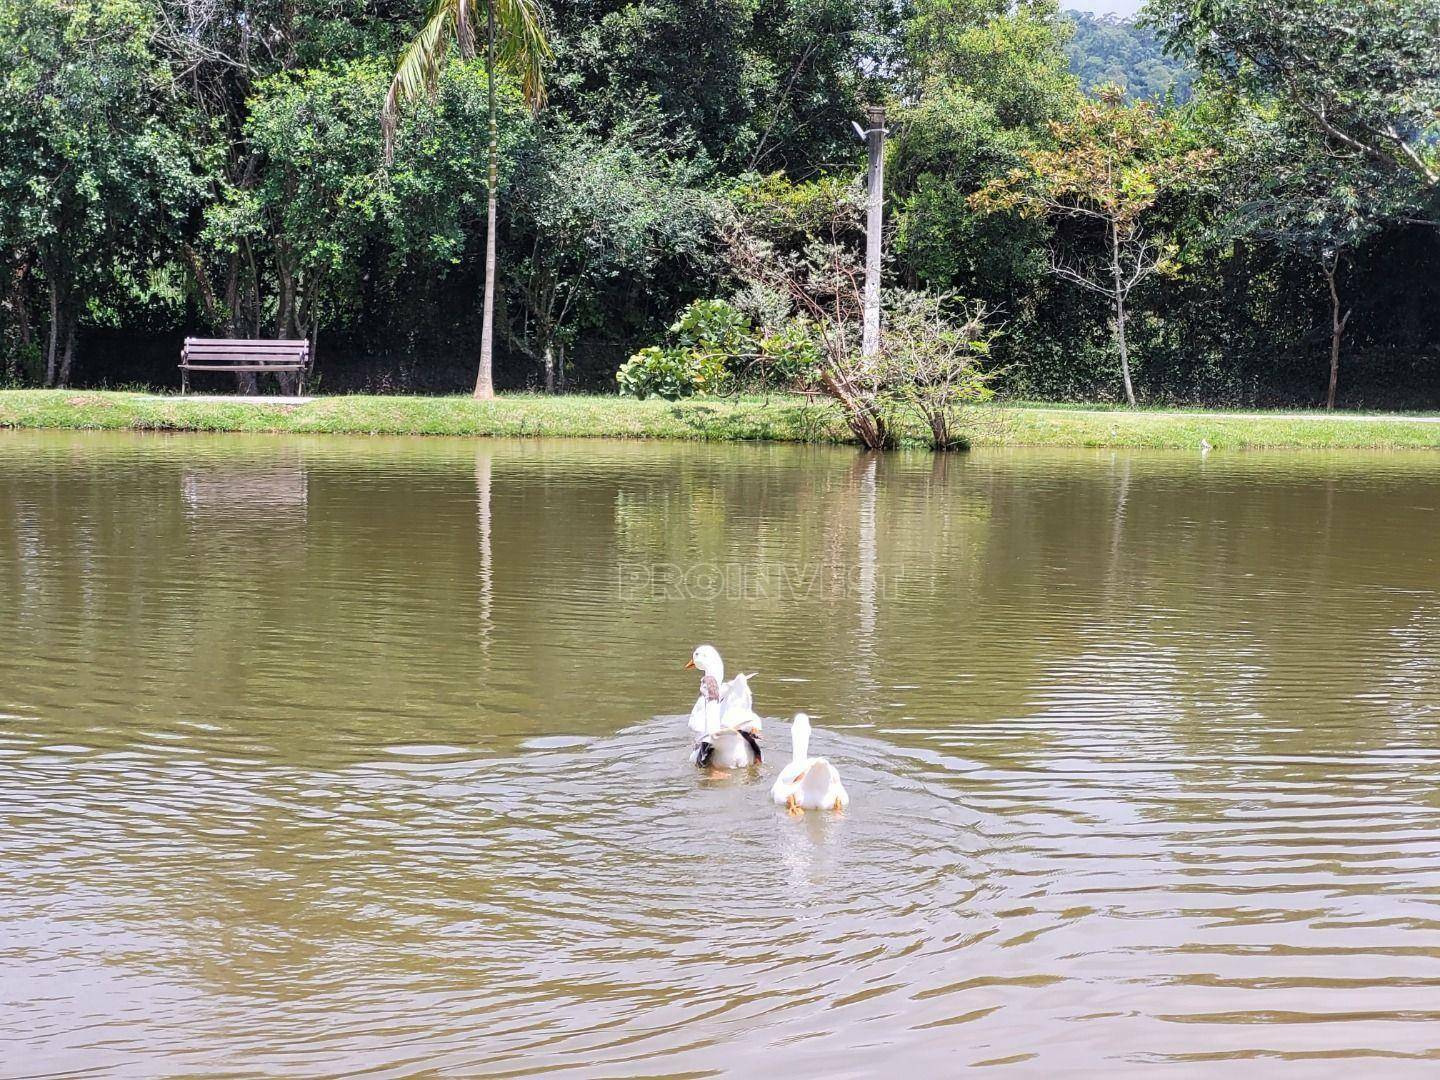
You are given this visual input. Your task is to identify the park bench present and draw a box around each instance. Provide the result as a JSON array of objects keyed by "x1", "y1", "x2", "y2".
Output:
[{"x1": 180, "y1": 337, "x2": 310, "y2": 395}]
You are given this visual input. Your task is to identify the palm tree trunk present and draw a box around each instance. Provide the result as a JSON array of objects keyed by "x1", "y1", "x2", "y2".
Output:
[{"x1": 475, "y1": 0, "x2": 498, "y2": 400}]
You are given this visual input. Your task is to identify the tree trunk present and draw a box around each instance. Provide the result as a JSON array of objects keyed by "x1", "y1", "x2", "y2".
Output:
[
  {"x1": 1110, "y1": 219, "x2": 1136, "y2": 407},
  {"x1": 44, "y1": 279, "x2": 62, "y2": 388},
  {"x1": 475, "y1": 0, "x2": 498, "y2": 400},
  {"x1": 58, "y1": 317, "x2": 77, "y2": 388},
  {"x1": 43, "y1": 281, "x2": 77, "y2": 389},
  {"x1": 543, "y1": 343, "x2": 555, "y2": 393},
  {"x1": 1115, "y1": 297, "x2": 1135, "y2": 407},
  {"x1": 183, "y1": 244, "x2": 221, "y2": 329},
  {"x1": 1322, "y1": 254, "x2": 1351, "y2": 411},
  {"x1": 232, "y1": 242, "x2": 258, "y2": 394}
]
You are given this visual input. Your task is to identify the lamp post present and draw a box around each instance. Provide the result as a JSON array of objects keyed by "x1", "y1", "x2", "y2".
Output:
[{"x1": 852, "y1": 105, "x2": 887, "y2": 360}]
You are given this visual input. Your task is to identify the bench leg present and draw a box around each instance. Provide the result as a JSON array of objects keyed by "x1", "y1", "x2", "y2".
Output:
[{"x1": 181, "y1": 368, "x2": 188, "y2": 395}]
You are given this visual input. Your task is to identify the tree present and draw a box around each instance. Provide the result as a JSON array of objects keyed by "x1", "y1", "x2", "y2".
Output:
[
  {"x1": 545, "y1": 0, "x2": 892, "y2": 178},
  {"x1": 904, "y1": 0, "x2": 1077, "y2": 129},
  {"x1": 384, "y1": 0, "x2": 550, "y2": 399},
  {"x1": 881, "y1": 291, "x2": 994, "y2": 449},
  {"x1": 505, "y1": 120, "x2": 717, "y2": 390},
  {"x1": 890, "y1": 0, "x2": 1076, "y2": 303},
  {"x1": 0, "y1": 0, "x2": 200, "y2": 386},
  {"x1": 727, "y1": 176, "x2": 891, "y2": 447},
  {"x1": 1221, "y1": 109, "x2": 1414, "y2": 408},
  {"x1": 201, "y1": 60, "x2": 509, "y2": 392},
  {"x1": 971, "y1": 86, "x2": 1214, "y2": 404},
  {"x1": 1147, "y1": 0, "x2": 1439, "y2": 187},
  {"x1": 724, "y1": 176, "x2": 996, "y2": 450},
  {"x1": 1065, "y1": 12, "x2": 1193, "y2": 102}
]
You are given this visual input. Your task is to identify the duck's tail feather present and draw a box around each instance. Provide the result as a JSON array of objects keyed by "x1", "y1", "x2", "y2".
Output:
[
  {"x1": 692, "y1": 736, "x2": 715, "y2": 769},
  {"x1": 739, "y1": 728, "x2": 762, "y2": 764}
]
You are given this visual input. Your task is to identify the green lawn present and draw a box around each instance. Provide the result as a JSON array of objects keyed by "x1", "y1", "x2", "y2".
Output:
[{"x1": 5, "y1": 389, "x2": 1440, "y2": 450}]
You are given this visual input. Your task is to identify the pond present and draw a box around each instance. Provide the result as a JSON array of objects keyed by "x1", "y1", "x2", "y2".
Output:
[{"x1": 3, "y1": 430, "x2": 1440, "y2": 1076}]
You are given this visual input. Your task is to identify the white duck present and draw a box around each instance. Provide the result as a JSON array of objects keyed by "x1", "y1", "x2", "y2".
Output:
[
  {"x1": 690, "y1": 672, "x2": 763, "y2": 770},
  {"x1": 685, "y1": 644, "x2": 754, "y2": 734},
  {"x1": 770, "y1": 713, "x2": 849, "y2": 813}
]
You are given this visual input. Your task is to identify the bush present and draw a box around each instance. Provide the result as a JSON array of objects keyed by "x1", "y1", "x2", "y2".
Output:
[
  {"x1": 881, "y1": 291, "x2": 996, "y2": 450},
  {"x1": 756, "y1": 319, "x2": 822, "y2": 389},
  {"x1": 617, "y1": 299, "x2": 751, "y2": 400},
  {"x1": 671, "y1": 299, "x2": 750, "y2": 357},
  {"x1": 616, "y1": 345, "x2": 728, "y2": 400}
]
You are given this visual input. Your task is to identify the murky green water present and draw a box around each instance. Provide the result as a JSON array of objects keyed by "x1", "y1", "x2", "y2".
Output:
[{"x1": 4, "y1": 430, "x2": 1440, "y2": 1076}]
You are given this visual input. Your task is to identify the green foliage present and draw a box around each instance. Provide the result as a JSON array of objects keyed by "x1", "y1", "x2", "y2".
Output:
[
  {"x1": 383, "y1": 0, "x2": 550, "y2": 140},
  {"x1": 507, "y1": 120, "x2": 719, "y2": 368},
  {"x1": 890, "y1": 0, "x2": 1074, "y2": 325},
  {"x1": 205, "y1": 60, "x2": 528, "y2": 339},
  {"x1": 972, "y1": 88, "x2": 1215, "y2": 228},
  {"x1": 905, "y1": 0, "x2": 1079, "y2": 128},
  {"x1": 1216, "y1": 103, "x2": 1416, "y2": 261},
  {"x1": 881, "y1": 290, "x2": 996, "y2": 449},
  {"x1": 970, "y1": 88, "x2": 1217, "y2": 402},
  {"x1": 548, "y1": 0, "x2": 893, "y2": 175},
  {"x1": 1065, "y1": 12, "x2": 1193, "y2": 102},
  {"x1": 891, "y1": 86, "x2": 1050, "y2": 297},
  {"x1": 616, "y1": 345, "x2": 723, "y2": 401},
  {"x1": 616, "y1": 299, "x2": 751, "y2": 399},
  {"x1": 1146, "y1": 0, "x2": 1440, "y2": 186},
  {"x1": 755, "y1": 320, "x2": 823, "y2": 388},
  {"x1": 0, "y1": 0, "x2": 203, "y2": 384},
  {"x1": 670, "y1": 299, "x2": 751, "y2": 359},
  {"x1": 0, "y1": 0, "x2": 1436, "y2": 408}
]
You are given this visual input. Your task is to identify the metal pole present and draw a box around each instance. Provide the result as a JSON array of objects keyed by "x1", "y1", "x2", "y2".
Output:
[{"x1": 861, "y1": 104, "x2": 886, "y2": 360}]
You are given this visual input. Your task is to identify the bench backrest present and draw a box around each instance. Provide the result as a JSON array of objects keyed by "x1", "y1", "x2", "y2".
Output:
[{"x1": 182, "y1": 338, "x2": 310, "y2": 366}]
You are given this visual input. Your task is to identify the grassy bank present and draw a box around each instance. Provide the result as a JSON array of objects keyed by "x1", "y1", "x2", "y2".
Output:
[{"x1": 6, "y1": 389, "x2": 1440, "y2": 450}]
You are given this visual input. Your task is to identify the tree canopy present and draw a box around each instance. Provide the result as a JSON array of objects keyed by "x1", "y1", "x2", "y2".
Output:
[{"x1": 0, "y1": 0, "x2": 1436, "y2": 408}]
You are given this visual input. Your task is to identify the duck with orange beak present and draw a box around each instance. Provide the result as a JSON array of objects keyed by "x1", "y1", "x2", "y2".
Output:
[{"x1": 684, "y1": 644, "x2": 762, "y2": 768}]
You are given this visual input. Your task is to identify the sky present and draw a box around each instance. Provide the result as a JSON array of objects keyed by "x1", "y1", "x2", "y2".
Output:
[{"x1": 1060, "y1": 0, "x2": 1146, "y2": 15}]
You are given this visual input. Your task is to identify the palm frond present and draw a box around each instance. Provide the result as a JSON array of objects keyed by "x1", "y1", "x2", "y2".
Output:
[
  {"x1": 490, "y1": 0, "x2": 551, "y2": 111},
  {"x1": 381, "y1": 0, "x2": 461, "y2": 162},
  {"x1": 382, "y1": 0, "x2": 551, "y2": 161}
]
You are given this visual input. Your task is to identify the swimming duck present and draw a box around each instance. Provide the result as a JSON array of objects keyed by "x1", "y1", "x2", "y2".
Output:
[
  {"x1": 770, "y1": 713, "x2": 849, "y2": 813},
  {"x1": 685, "y1": 644, "x2": 754, "y2": 733},
  {"x1": 691, "y1": 672, "x2": 763, "y2": 770}
]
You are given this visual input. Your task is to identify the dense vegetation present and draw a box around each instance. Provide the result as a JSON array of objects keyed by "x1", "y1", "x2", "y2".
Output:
[
  {"x1": 1, "y1": 0, "x2": 1437, "y2": 409},
  {"x1": 1064, "y1": 11, "x2": 1192, "y2": 102}
]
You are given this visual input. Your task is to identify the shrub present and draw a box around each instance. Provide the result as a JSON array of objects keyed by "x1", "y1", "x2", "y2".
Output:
[
  {"x1": 617, "y1": 344, "x2": 729, "y2": 400},
  {"x1": 881, "y1": 291, "x2": 996, "y2": 450},
  {"x1": 617, "y1": 299, "x2": 751, "y2": 400},
  {"x1": 756, "y1": 319, "x2": 822, "y2": 389},
  {"x1": 671, "y1": 299, "x2": 750, "y2": 358}
]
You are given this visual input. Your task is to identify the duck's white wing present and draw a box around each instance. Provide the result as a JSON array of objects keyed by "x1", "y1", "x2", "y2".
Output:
[
  {"x1": 719, "y1": 675, "x2": 754, "y2": 714},
  {"x1": 688, "y1": 694, "x2": 711, "y2": 733},
  {"x1": 718, "y1": 700, "x2": 762, "y2": 733},
  {"x1": 770, "y1": 758, "x2": 808, "y2": 802}
]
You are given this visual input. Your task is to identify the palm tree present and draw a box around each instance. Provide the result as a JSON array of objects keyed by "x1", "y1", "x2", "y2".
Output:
[{"x1": 383, "y1": 0, "x2": 549, "y2": 399}]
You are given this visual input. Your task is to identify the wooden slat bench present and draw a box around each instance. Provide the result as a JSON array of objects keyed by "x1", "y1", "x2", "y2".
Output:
[{"x1": 180, "y1": 338, "x2": 311, "y2": 396}]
